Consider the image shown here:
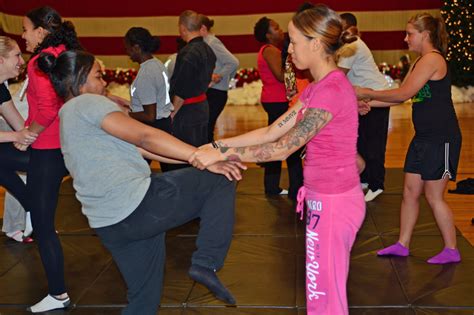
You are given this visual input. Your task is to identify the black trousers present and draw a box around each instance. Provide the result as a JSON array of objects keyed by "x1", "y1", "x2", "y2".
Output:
[
  {"x1": 168, "y1": 101, "x2": 209, "y2": 171},
  {"x1": 261, "y1": 102, "x2": 303, "y2": 199},
  {"x1": 207, "y1": 88, "x2": 228, "y2": 142},
  {"x1": 147, "y1": 116, "x2": 173, "y2": 172},
  {"x1": 0, "y1": 143, "x2": 30, "y2": 211},
  {"x1": 95, "y1": 168, "x2": 236, "y2": 315},
  {"x1": 27, "y1": 148, "x2": 69, "y2": 295},
  {"x1": 358, "y1": 107, "x2": 390, "y2": 191}
]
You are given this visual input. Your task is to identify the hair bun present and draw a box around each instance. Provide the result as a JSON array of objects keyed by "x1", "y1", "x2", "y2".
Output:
[
  {"x1": 339, "y1": 26, "x2": 358, "y2": 45},
  {"x1": 208, "y1": 19, "x2": 215, "y2": 28},
  {"x1": 37, "y1": 52, "x2": 57, "y2": 74}
]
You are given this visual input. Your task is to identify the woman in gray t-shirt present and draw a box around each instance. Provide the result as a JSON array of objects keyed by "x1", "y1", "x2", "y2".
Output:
[
  {"x1": 37, "y1": 49, "x2": 245, "y2": 314},
  {"x1": 125, "y1": 27, "x2": 174, "y2": 171}
]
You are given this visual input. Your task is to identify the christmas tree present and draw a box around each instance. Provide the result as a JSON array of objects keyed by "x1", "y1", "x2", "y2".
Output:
[{"x1": 441, "y1": 0, "x2": 473, "y2": 87}]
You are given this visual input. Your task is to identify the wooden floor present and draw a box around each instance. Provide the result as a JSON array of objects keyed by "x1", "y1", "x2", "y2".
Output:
[
  {"x1": 215, "y1": 101, "x2": 474, "y2": 245},
  {"x1": 1, "y1": 101, "x2": 473, "y2": 245}
]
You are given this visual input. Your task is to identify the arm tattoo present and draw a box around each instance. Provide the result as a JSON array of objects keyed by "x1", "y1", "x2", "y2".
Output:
[
  {"x1": 216, "y1": 140, "x2": 226, "y2": 148},
  {"x1": 279, "y1": 108, "x2": 331, "y2": 151},
  {"x1": 225, "y1": 108, "x2": 331, "y2": 162},
  {"x1": 277, "y1": 110, "x2": 297, "y2": 128},
  {"x1": 226, "y1": 154, "x2": 242, "y2": 162}
]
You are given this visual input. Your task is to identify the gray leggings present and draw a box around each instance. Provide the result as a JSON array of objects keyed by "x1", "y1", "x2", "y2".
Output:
[{"x1": 95, "y1": 168, "x2": 236, "y2": 315}]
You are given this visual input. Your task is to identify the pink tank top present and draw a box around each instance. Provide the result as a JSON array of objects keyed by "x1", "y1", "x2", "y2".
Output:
[
  {"x1": 299, "y1": 70, "x2": 360, "y2": 194},
  {"x1": 257, "y1": 44, "x2": 287, "y2": 103}
]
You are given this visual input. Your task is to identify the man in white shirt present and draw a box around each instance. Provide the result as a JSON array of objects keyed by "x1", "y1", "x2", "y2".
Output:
[{"x1": 337, "y1": 13, "x2": 390, "y2": 202}]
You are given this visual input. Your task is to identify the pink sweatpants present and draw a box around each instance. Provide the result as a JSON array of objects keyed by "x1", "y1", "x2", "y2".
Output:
[{"x1": 296, "y1": 185, "x2": 365, "y2": 315}]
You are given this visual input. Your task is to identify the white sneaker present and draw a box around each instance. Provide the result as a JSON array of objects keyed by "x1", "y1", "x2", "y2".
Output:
[
  {"x1": 361, "y1": 183, "x2": 369, "y2": 190},
  {"x1": 27, "y1": 294, "x2": 70, "y2": 313},
  {"x1": 365, "y1": 189, "x2": 383, "y2": 202},
  {"x1": 6, "y1": 231, "x2": 24, "y2": 242},
  {"x1": 24, "y1": 211, "x2": 33, "y2": 237},
  {"x1": 279, "y1": 189, "x2": 289, "y2": 195}
]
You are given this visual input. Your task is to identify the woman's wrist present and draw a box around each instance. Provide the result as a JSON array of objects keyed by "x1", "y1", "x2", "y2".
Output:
[{"x1": 11, "y1": 131, "x2": 21, "y2": 143}]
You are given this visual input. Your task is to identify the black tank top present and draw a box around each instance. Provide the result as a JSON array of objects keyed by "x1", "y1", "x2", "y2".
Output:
[{"x1": 410, "y1": 52, "x2": 461, "y2": 142}]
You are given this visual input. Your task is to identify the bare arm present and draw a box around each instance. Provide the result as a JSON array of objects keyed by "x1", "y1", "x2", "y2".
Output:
[
  {"x1": 102, "y1": 111, "x2": 246, "y2": 180},
  {"x1": 171, "y1": 95, "x2": 184, "y2": 119},
  {"x1": 0, "y1": 100, "x2": 38, "y2": 145},
  {"x1": 367, "y1": 99, "x2": 401, "y2": 108},
  {"x1": 1, "y1": 100, "x2": 24, "y2": 131},
  {"x1": 137, "y1": 147, "x2": 186, "y2": 164},
  {"x1": 102, "y1": 111, "x2": 196, "y2": 161},
  {"x1": 215, "y1": 101, "x2": 303, "y2": 148},
  {"x1": 190, "y1": 108, "x2": 332, "y2": 168},
  {"x1": 262, "y1": 46, "x2": 284, "y2": 82},
  {"x1": 129, "y1": 103, "x2": 157, "y2": 123},
  {"x1": 26, "y1": 120, "x2": 45, "y2": 134},
  {"x1": 356, "y1": 53, "x2": 444, "y2": 103}
]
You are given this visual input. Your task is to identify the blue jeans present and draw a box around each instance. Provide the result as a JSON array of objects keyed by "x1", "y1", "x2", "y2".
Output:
[{"x1": 95, "y1": 168, "x2": 236, "y2": 315}]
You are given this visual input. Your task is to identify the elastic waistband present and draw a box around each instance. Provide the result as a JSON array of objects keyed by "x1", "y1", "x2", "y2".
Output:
[{"x1": 183, "y1": 94, "x2": 207, "y2": 105}]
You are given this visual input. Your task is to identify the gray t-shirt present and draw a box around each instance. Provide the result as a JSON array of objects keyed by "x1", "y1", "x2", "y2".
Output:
[
  {"x1": 59, "y1": 94, "x2": 151, "y2": 228},
  {"x1": 130, "y1": 58, "x2": 173, "y2": 119},
  {"x1": 337, "y1": 37, "x2": 389, "y2": 91}
]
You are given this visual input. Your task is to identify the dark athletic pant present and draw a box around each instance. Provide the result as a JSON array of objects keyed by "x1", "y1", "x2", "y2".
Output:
[
  {"x1": 207, "y1": 88, "x2": 228, "y2": 142},
  {"x1": 0, "y1": 142, "x2": 30, "y2": 211},
  {"x1": 168, "y1": 101, "x2": 209, "y2": 171},
  {"x1": 95, "y1": 168, "x2": 236, "y2": 315},
  {"x1": 147, "y1": 116, "x2": 173, "y2": 172},
  {"x1": 27, "y1": 148, "x2": 68, "y2": 295},
  {"x1": 261, "y1": 102, "x2": 303, "y2": 199},
  {"x1": 358, "y1": 107, "x2": 390, "y2": 191}
]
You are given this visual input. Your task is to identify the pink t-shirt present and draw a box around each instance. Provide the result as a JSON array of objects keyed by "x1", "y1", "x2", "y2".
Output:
[
  {"x1": 299, "y1": 70, "x2": 359, "y2": 194},
  {"x1": 257, "y1": 44, "x2": 287, "y2": 103}
]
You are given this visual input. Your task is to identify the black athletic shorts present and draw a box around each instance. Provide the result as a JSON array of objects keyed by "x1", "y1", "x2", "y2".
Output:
[{"x1": 404, "y1": 137, "x2": 461, "y2": 181}]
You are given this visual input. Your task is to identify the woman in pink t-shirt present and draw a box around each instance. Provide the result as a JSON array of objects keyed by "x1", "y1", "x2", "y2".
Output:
[{"x1": 190, "y1": 5, "x2": 365, "y2": 315}]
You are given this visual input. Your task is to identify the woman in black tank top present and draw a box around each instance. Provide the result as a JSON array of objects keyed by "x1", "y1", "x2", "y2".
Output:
[
  {"x1": 0, "y1": 36, "x2": 38, "y2": 243},
  {"x1": 355, "y1": 13, "x2": 462, "y2": 264}
]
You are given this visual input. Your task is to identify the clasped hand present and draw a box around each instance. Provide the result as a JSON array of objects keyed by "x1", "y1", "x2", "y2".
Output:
[
  {"x1": 13, "y1": 128, "x2": 38, "y2": 151},
  {"x1": 354, "y1": 86, "x2": 373, "y2": 116},
  {"x1": 189, "y1": 144, "x2": 247, "y2": 181},
  {"x1": 189, "y1": 143, "x2": 222, "y2": 169}
]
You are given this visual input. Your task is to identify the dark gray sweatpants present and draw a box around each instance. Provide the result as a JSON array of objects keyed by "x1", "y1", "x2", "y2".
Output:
[{"x1": 95, "y1": 168, "x2": 236, "y2": 315}]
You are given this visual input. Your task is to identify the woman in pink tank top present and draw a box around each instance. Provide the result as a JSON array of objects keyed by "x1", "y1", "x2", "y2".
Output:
[
  {"x1": 253, "y1": 16, "x2": 303, "y2": 200},
  {"x1": 190, "y1": 5, "x2": 365, "y2": 315}
]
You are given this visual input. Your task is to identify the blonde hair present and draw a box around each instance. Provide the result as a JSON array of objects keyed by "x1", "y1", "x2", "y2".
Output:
[
  {"x1": 292, "y1": 4, "x2": 357, "y2": 56},
  {"x1": 408, "y1": 13, "x2": 448, "y2": 56},
  {"x1": 0, "y1": 36, "x2": 17, "y2": 58}
]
